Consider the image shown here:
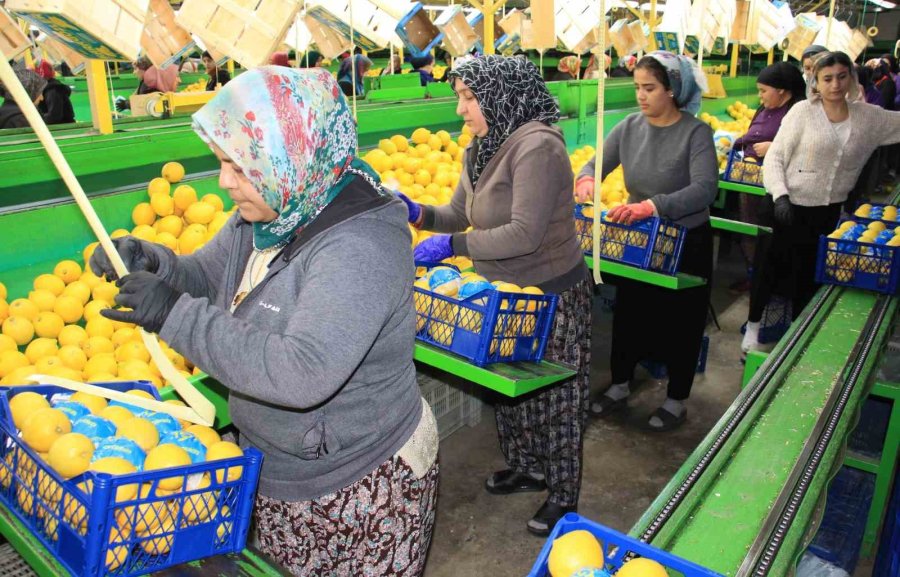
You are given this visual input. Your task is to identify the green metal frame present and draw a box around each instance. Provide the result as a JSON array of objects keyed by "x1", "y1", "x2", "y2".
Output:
[{"x1": 584, "y1": 256, "x2": 706, "y2": 290}]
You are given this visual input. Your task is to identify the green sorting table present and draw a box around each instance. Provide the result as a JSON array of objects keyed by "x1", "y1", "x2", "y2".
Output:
[{"x1": 584, "y1": 256, "x2": 705, "y2": 290}]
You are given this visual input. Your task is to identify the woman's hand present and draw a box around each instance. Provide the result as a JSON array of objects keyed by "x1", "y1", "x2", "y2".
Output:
[
  {"x1": 607, "y1": 200, "x2": 655, "y2": 225},
  {"x1": 752, "y1": 141, "x2": 772, "y2": 157},
  {"x1": 413, "y1": 234, "x2": 454, "y2": 262},
  {"x1": 89, "y1": 237, "x2": 160, "y2": 280},
  {"x1": 396, "y1": 192, "x2": 423, "y2": 227},
  {"x1": 774, "y1": 196, "x2": 793, "y2": 226},
  {"x1": 574, "y1": 177, "x2": 595, "y2": 204},
  {"x1": 101, "y1": 271, "x2": 183, "y2": 334}
]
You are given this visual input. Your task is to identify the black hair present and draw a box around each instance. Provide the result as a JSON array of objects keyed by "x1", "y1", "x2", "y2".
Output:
[
  {"x1": 202, "y1": 51, "x2": 212, "y2": 59},
  {"x1": 881, "y1": 54, "x2": 899, "y2": 75},
  {"x1": 634, "y1": 56, "x2": 671, "y2": 90}
]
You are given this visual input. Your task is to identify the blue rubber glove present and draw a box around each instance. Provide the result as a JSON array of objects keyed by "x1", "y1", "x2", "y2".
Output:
[
  {"x1": 396, "y1": 192, "x2": 422, "y2": 225},
  {"x1": 414, "y1": 234, "x2": 454, "y2": 262}
]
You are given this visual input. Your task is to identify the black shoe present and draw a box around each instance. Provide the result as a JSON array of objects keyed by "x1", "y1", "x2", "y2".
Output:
[
  {"x1": 589, "y1": 394, "x2": 628, "y2": 417},
  {"x1": 646, "y1": 406, "x2": 687, "y2": 432},
  {"x1": 526, "y1": 499, "x2": 577, "y2": 537},
  {"x1": 485, "y1": 470, "x2": 547, "y2": 495}
]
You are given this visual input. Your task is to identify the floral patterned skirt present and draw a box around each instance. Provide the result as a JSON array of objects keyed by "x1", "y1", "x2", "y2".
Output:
[{"x1": 255, "y1": 455, "x2": 439, "y2": 577}]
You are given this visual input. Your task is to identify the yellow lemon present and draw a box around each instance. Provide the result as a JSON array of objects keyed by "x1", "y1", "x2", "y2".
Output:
[
  {"x1": 148, "y1": 177, "x2": 171, "y2": 197},
  {"x1": 201, "y1": 193, "x2": 225, "y2": 212},
  {"x1": 57, "y1": 345, "x2": 88, "y2": 371},
  {"x1": 62, "y1": 281, "x2": 91, "y2": 305},
  {"x1": 161, "y1": 162, "x2": 185, "y2": 183},
  {"x1": 390, "y1": 134, "x2": 409, "y2": 152},
  {"x1": 117, "y1": 483, "x2": 171, "y2": 532},
  {"x1": 2, "y1": 317, "x2": 34, "y2": 347},
  {"x1": 144, "y1": 444, "x2": 191, "y2": 491},
  {"x1": 156, "y1": 232, "x2": 178, "y2": 251},
  {"x1": 78, "y1": 269, "x2": 102, "y2": 290},
  {"x1": 414, "y1": 169, "x2": 432, "y2": 186},
  {"x1": 82, "y1": 242, "x2": 99, "y2": 265},
  {"x1": 547, "y1": 530, "x2": 604, "y2": 577},
  {"x1": 53, "y1": 260, "x2": 82, "y2": 284},
  {"x1": 0, "y1": 333, "x2": 16, "y2": 353},
  {"x1": 34, "y1": 274, "x2": 65, "y2": 297},
  {"x1": 427, "y1": 134, "x2": 443, "y2": 152},
  {"x1": 184, "y1": 201, "x2": 216, "y2": 225},
  {"x1": 83, "y1": 299, "x2": 111, "y2": 321},
  {"x1": 411, "y1": 127, "x2": 431, "y2": 145},
  {"x1": 92, "y1": 282, "x2": 118, "y2": 304},
  {"x1": 616, "y1": 558, "x2": 668, "y2": 577},
  {"x1": 28, "y1": 289, "x2": 57, "y2": 312},
  {"x1": 132, "y1": 202, "x2": 156, "y2": 227},
  {"x1": 106, "y1": 525, "x2": 131, "y2": 570},
  {"x1": 378, "y1": 138, "x2": 398, "y2": 155},
  {"x1": 8, "y1": 391, "x2": 50, "y2": 430},
  {"x1": 206, "y1": 441, "x2": 244, "y2": 483},
  {"x1": 155, "y1": 214, "x2": 184, "y2": 238},
  {"x1": 21, "y1": 408, "x2": 71, "y2": 452},
  {"x1": 173, "y1": 185, "x2": 198, "y2": 212},
  {"x1": 90, "y1": 457, "x2": 138, "y2": 502},
  {"x1": 0, "y1": 350, "x2": 29, "y2": 379},
  {"x1": 150, "y1": 193, "x2": 174, "y2": 217},
  {"x1": 84, "y1": 353, "x2": 118, "y2": 378},
  {"x1": 117, "y1": 418, "x2": 160, "y2": 452},
  {"x1": 69, "y1": 391, "x2": 107, "y2": 415},
  {"x1": 0, "y1": 282, "x2": 5, "y2": 300},
  {"x1": 181, "y1": 473, "x2": 217, "y2": 523},
  {"x1": 35, "y1": 355, "x2": 64, "y2": 373},
  {"x1": 178, "y1": 230, "x2": 206, "y2": 255},
  {"x1": 186, "y1": 424, "x2": 221, "y2": 449},
  {"x1": 82, "y1": 336, "x2": 115, "y2": 358},
  {"x1": 48, "y1": 433, "x2": 94, "y2": 479},
  {"x1": 33, "y1": 311, "x2": 65, "y2": 339},
  {"x1": 99, "y1": 405, "x2": 133, "y2": 429},
  {"x1": 115, "y1": 341, "x2": 150, "y2": 364},
  {"x1": 110, "y1": 229, "x2": 130, "y2": 240},
  {"x1": 111, "y1": 328, "x2": 136, "y2": 347},
  {"x1": 25, "y1": 337, "x2": 59, "y2": 364},
  {"x1": 85, "y1": 317, "x2": 115, "y2": 340},
  {"x1": 53, "y1": 296, "x2": 84, "y2": 324},
  {"x1": 131, "y1": 225, "x2": 156, "y2": 243},
  {"x1": 0, "y1": 299, "x2": 7, "y2": 323}
]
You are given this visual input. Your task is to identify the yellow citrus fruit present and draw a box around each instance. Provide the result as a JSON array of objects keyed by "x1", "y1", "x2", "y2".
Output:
[
  {"x1": 131, "y1": 225, "x2": 156, "y2": 243},
  {"x1": 25, "y1": 338, "x2": 59, "y2": 364},
  {"x1": 48, "y1": 433, "x2": 94, "y2": 479},
  {"x1": 117, "y1": 483, "x2": 171, "y2": 532},
  {"x1": 186, "y1": 424, "x2": 221, "y2": 449},
  {"x1": 111, "y1": 328, "x2": 136, "y2": 347},
  {"x1": 208, "y1": 213, "x2": 230, "y2": 236},
  {"x1": 106, "y1": 525, "x2": 131, "y2": 570},
  {"x1": 156, "y1": 214, "x2": 183, "y2": 238},
  {"x1": 139, "y1": 519, "x2": 175, "y2": 554},
  {"x1": 458, "y1": 133, "x2": 472, "y2": 148},
  {"x1": 181, "y1": 473, "x2": 217, "y2": 523},
  {"x1": 178, "y1": 230, "x2": 206, "y2": 255},
  {"x1": 616, "y1": 558, "x2": 668, "y2": 577},
  {"x1": 547, "y1": 530, "x2": 604, "y2": 577},
  {"x1": 427, "y1": 133, "x2": 443, "y2": 151},
  {"x1": 82, "y1": 242, "x2": 99, "y2": 265},
  {"x1": 0, "y1": 299, "x2": 7, "y2": 323},
  {"x1": 90, "y1": 457, "x2": 138, "y2": 502},
  {"x1": 0, "y1": 282, "x2": 5, "y2": 300},
  {"x1": 83, "y1": 300, "x2": 111, "y2": 322},
  {"x1": 21, "y1": 408, "x2": 71, "y2": 452},
  {"x1": 126, "y1": 389, "x2": 155, "y2": 401},
  {"x1": 0, "y1": 334, "x2": 16, "y2": 354},
  {"x1": 110, "y1": 229, "x2": 130, "y2": 240},
  {"x1": 201, "y1": 193, "x2": 225, "y2": 212},
  {"x1": 67, "y1": 391, "x2": 107, "y2": 415},
  {"x1": 100, "y1": 406, "x2": 134, "y2": 430},
  {"x1": 35, "y1": 355, "x2": 64, "y2": 374},
  {"x1": 84, "y1": 353, "x2": 118, "y2": 378},
  {"x1": 4, "y1": 315, "x2": 35, "y2": 345},
  {"x1": 156, "y1": 232, "x2": 178, "y2": 251},
  {"x1": 147, "y1": 177, "x2": 171, "y2": 197},
  {"x1": 184, "y1": 201, "x2": 216, "y2": 225},
  {"x1": 28, "y1": 289, "x2": 57, "y2": 312},
  {"x1": 117, "y1": 418, "x2": 159, "y2": 452},
  {"x1": 34, "y1": 273, "x2": 65, "y2": 296},
  {"x1": 0, "y1": 350, "x2": 29, "y2": 379},
  {"x1": 57, "y1": 345, "x2": 88, "y2": 372},
  {"x1": 161, "y1": 162, "x2": 185, "y2": 183},
  {"x1": 115, "y1": 341, "x2": 150, "y2": 364},
  {"x1": 144, "y1": 444, "x2": 191, "y2": 491},
  {"x1": 9, "y1": 391, "x2": 50, "y2": 430},
  {"x1": 206, "y1": 441, "x2": 243, "y2": 483},
  {"x1": 85, "y1": 317, "x2": 115, "y2": 340},
  {"x1": 62, "y1": 281, "x2": 91, "y2": 305},
  {"x1": 411, "y1": 127, "x2": 431, "y2": 145},
  {"x1": 58, "y1": 325, "x2": 88, "y2": 348},
  {"x1": 9, "y1": 298, "x2": 39, "y2": 321},
  {"x1": 0, "y1": 364, "x2": 38, "y2": 386},
  {"x1": 53, "y1": 260, "x2": 82, "y2": 284},
  {"x1": 92, "y1": 282, "x2": 118, "y2": 304},
  {"x1": 53, "y1": 296, "x2": 84, "y2": 324},
  {"x1": 150, "y1": 193, "x2": 174, "y2": 217},
  {"x1": 414, "y1": 169, "x2": 432, "y2": 186},
  {"x1": 78, "y1": 269, "x2": 102, "y2": 290},
  {"x1": 82, "y1": 336, "x2": 115, "y2": 358},
  {"x1": 173, "y1": 185, "x2": 198, "y2": 212}
]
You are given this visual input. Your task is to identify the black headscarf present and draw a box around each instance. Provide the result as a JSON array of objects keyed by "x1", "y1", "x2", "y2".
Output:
[
  {"x1": 757, "y1": 62, "x2": 806, "y2": 106},
  {"x1": 447, "y1": 55, "x2": 560, "y2": 183}
]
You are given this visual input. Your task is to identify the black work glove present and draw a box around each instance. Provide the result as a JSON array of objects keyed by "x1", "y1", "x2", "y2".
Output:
[
  {"x1": 774, "y1": 196, "x2": 793, "y2": 227},
  {"x1": 101, "y1": 271, "x2": 183, "y2": 334},
  {"x1": 114, "y1": 96, "x2": 130, "y2": 111},
  {"x1": 89, "y1": 237, "x2": 160, "y2": 280}
]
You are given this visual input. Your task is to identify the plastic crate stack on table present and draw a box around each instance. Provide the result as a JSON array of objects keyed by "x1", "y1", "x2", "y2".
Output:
[{"x1": 0, "y1": 381, "x2": 262, "y2": 577}]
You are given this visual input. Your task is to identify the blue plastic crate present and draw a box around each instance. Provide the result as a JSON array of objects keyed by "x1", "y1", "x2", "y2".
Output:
[
  {"x1": 815, "y1": 234, "x2": 900, "y2": 294},
  {"x1": 845, "y1": 203, "x2": 900, "y2": 227},
  {"x1": 640, "y1": 335, "x2": 710, "y2": 380},
  {"x1": 722, "y1": 149, "x2": 764, "y2": 187},
  {"x1": 395, "y1": 3, "x2": 445, "y2": 58},
  {"x1": 528, "y1": 513, "x2": 724, "y2": 577},
  {"x1": 808, "y1": 467, "x2": 875, "y2": 574},
  {"x1": 413, "y1": 265, "x2": 558, "y2": 367},
  {"x1": 0, "y1": 381, "x2": 262, "y2": 577},
  {"x1": 875, "y1": 460, "x2": 900, "y2": 577},
  {"x1": 848, "y1": 396, "x2": 891, "y2": 459},
  {"x1": 740, "y1": 296, "x2": 792, "y2": 345},
  {"x1": 574, "y1": 207, "x2": 687, "y2": 275}
]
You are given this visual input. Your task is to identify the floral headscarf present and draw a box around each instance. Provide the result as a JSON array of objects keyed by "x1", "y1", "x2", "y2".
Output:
[
  {"x1": 645, "y1": 51, "x2": 708, "y2": 115},
  {"x1": 192, "y1": 67, "x2": 363, "y2": 249},
  {"x1": 558, "y1": 55, "x2": 582, "y2": 77},
  {"x1": 448, "y1": 55, "x2": 560, "y2": 183}
]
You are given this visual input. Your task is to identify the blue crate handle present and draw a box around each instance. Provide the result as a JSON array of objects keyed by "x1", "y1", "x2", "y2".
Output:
[{"x1": 528, "y1": 513, "x2": 725, "y2": 577}]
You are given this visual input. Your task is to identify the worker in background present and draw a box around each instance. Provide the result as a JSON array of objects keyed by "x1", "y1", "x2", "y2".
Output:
[
  {"x1": 382, "y1": 54, "x2": 403, "y2": 76},
  {"x1": 269, "y1": 51, "x2": 290, "y2": 67},
  {"x1": 410, "y1": 54, "x2": 436, "y2": 86},
  {"x1": 743, "y1": 52, "x2": 900, "y2": 353},
  {"x1": 301, "y1": 50, "x2": 324, "y2": 68},
  {"x1": 551, "y1": 55, "x2": 581, "y2": 81},
  {"x1": 866, "y1": 58, "x2": 897, "y2": 111},
  {"x1": 401, "y1": 55, "x2": 591, "y2": 537},
  {"x1": 115, "y1": 57, "x2": 180, "y2": 112},
  {"x1": 337, "y1": 54, "x2": 372, "y2": 97},
  {"x1": 35, "y1": 60, "x2": 75, "y2": 125},
  {"x1": 202, "y1": 51, "x2": 231, "y2": 91},
  {"x1": 89, "y1": 67, "x2": 438, "y2": 577},
  {"x1": 610, "y1": 55, "x2": 637, "y2": 78},
  {"x1": 0, "y1": 65, "x2": 46, "y2": 129},
  {"x1": 582, "y1": 53, "x2": 611, "y2": 79},
  {"x1": 578, "y1": 51, "x2": 717, "y2": 432},
  {"x1": 800, "y1": 45, "x2": 827, "y2": 84},
  {"x1": 729, "y1": 62, "x2": 806, "y2": 294}
]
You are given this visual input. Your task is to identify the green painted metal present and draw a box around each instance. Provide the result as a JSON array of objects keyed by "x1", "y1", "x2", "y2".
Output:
[
  {"x1": 584, "y1": 256, "x2": 706, "y2": 290},
  {"x1": 742, "y1": 350, "x2": 770, "y2": 388},
  {"x1": 719, "y1": 180, "x2": 767, "y2": 196},
  {"x1": 0, "y1": 502, "x2": 68, "y2": 577},
  {"x1": 159, "y1": 374, "x2": 232, "y2": 429},
  {"x1": 413, "y1": 342, "x2": 576, "y2": 397},
  {"x1": 711, "y1": 216, "x2": 771, "y2": 236}
]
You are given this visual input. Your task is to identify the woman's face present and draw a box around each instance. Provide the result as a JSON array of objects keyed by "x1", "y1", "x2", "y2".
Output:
[
  {"x1": 816, "y1": 64, "x2": 852, "y2": 104},
  {"x1": 634, "y1": 68, "x2": 675, "y2": 119},
  {"x1": 454, "y1": 79, "x2": 488, "y2": 137},
  {"x1": 211, "y1": 144, "x2": 278, "y2": 222},
  {"x1": 757, "y1": 83, "x2": 787, "y2": 109},
  {"x1": 802, "y1": 57, "x2": 816, "y2": 79}
]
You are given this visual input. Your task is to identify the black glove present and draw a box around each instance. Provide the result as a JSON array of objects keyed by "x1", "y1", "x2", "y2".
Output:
[
  {"x1": 89, "y1": 237, "x2": 160, "y2": 280},
  {"x1": 774, "y1": 196, "x2": 793, "y2": 227},
  {"x1": 101, "y1": 271, "x2": 183, "y2": 334},
  {"x1": 114, "y1": 96, "x2": 130, "y2": 112}
]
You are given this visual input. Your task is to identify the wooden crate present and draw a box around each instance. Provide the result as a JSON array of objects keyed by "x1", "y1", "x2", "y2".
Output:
[
  {"x1": 6, "y1": 0, "x2": 150, "y2": 61},
  {"x1": 813, "y1": 18, "x2": 852, "y2": 55},
  {"x1": 40, "y1": 35, "x2": 86, "y2": 73},
  {"x1": 435, "y1": 5, "x2": 478, "y2": 57},
  {"x1": 395, "y1": 2, "x2": 442, "y2": 58},
  {"x1": 472, "y1": 14, "x2": 503, "y2": 51},
  {"x1": 282, "y1": 15, "x2": 313, "y2": 54},
  {"x1": 142, "y1": 0, "x2": 194, "y2": 68},
  {"x1": 555, "y1": 0, "x2": 607, "y2": 54},
  {"x1": 176, "y1": 0, "x2": 301, "y2": 68},
  {"x1": 848, "y1": 27, "x2": 870, "y2": 61},
  {"x1": 570, "y1": 24, "x2": 607, "y2": 55},
  {"x1": 0, "y1": 7, "x2": 32, "y2": 60},
  {"x1": 784, "y1": 13, "x2": 820, "y2": 60},
  {"x1": 609, "y1": 19, "x2": 637, "y2": 56},
  {"x1": 305, "y1": 0, "x2": 398, "y2": 51},
  {"x1": 628, "y1": 20, "x2": 650, "y2": 52},
  {"x1": 521, "y1": 0, "x2": 555, "y2": 51},
  {"x1": 301, "y1": 11, "x2": 349, "y2": 59},
  {"x1": 730, "y1": 0, "x2": 750, "y2": 41}
]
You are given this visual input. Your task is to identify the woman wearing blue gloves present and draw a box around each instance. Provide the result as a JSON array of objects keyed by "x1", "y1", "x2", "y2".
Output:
[{"x1": 403, "y1": 55, "x2": 591, "y2": 536}]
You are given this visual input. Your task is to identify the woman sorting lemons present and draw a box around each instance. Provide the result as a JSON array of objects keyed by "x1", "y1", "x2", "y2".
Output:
[
  {"x1": 90, "y1": 67, "x2": 439, "y2": 576},
  {"x1": 401, "y1": 55, "x2": 592, "y2": 536},
  {"x1": 577, "y1": 51, "x2": 718, "y2": 432}
]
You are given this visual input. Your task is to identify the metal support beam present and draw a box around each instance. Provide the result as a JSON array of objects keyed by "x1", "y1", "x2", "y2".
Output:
[
  {"x1": 85, "y1": 60, "x2": 113, "y2": 135},
  {"x1": 730, "y1": 43, "x2": 739, "y2": 78}
]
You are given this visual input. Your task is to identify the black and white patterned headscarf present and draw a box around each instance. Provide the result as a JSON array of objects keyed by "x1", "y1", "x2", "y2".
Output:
[{"x1": 448, "y1": 55, "x2": 560, "y2": 183}]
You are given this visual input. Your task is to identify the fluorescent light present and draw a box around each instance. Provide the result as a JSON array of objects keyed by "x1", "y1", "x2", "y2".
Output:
[{"x1": 867, "y1": 0, "x2": 896, "y2": 8}]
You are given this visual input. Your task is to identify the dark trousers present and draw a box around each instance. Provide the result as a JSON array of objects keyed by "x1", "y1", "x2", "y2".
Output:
[
  {"x1": 749, "y1": 202, "x2": 842, "y2": 322},
  {"x1": 609, "y1": 223, "x2": 714, "y2": 401},
  {"x1": 495, "y1": 278, "x2": 592, "y2": 507}
]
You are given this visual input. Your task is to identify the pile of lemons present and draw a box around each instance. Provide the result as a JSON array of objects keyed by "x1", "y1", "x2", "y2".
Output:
[
  {"x1": 698, "y1": 100, "x2": 754, "y2": 134},
  {"x1": 569, "y1": 145, "x2": 629, "y2": 213},
  {"x1": 180, "y1": 79, "x2": 208, "y2": 93},
  {"x1": 3, "y1": 388, "x2": 242, "y2": 569},
  {"x1": 547, "y1": 528, "x2": 668, "y2": 577}
]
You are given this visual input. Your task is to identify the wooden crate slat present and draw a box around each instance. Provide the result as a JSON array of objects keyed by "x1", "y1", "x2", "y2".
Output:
[
  {"x1": 142, "y1": 0, "x2": 194, "y2": 67},
  {"x1": 0, "y1": 7, "x2": 33, "y2": 59}
]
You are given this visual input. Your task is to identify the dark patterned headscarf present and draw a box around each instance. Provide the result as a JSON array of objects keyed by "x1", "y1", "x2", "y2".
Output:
[{"x1": 448, "y1": 55, "x2": 560, "y2": 183}]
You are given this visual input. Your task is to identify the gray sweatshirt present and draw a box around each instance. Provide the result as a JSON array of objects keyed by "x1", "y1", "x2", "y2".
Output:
[
  {"x1": 578, "y1": 112, "x2": 718, "y2": 229},
  {"x1": 152, "y1": 179, "x2": 422, "y2": 502}
]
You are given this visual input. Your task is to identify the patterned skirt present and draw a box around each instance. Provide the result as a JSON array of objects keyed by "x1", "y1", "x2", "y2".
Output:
[{"x1": 255, "y1": 455, "x2": 439, "y2": 577}]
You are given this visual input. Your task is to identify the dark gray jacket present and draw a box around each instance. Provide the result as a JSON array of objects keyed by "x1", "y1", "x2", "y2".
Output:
[{"x1": 156, "y1": 178, "x2": 422, "y2": 501}]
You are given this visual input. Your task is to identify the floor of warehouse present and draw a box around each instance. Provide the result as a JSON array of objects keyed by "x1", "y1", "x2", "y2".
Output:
[{"x1": 422, "y1": 239, "x2": 878, "y2": 577}]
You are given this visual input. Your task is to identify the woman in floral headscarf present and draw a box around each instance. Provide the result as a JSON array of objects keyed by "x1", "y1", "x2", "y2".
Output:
[
  {"x1": 551, "y1": 55, "x2": 581, "y2": 81},
  {"x1": 89, "y1": 67, "x2": 438, "y2": 576},
  {"x1": 577, "y1": 51, "x2": 717, "y2": 432}
]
